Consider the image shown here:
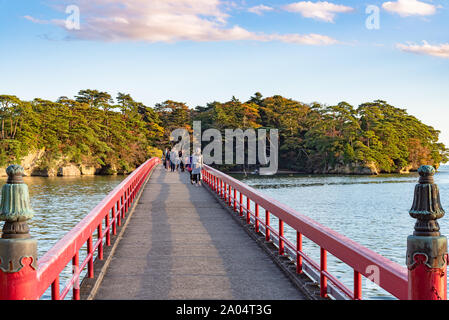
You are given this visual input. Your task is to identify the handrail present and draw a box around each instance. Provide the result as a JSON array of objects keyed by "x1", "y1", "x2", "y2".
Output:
[
  {"x1": 202, "y1": 165, "x2": 408, "y2": 300},
  {"x1": 36, "y1": 157, "x2": 160, "y2": 299}
]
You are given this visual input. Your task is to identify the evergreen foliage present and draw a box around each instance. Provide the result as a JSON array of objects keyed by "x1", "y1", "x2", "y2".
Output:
[{"x1": 0, "y1": 90, "x2": 446, "y2": 174}]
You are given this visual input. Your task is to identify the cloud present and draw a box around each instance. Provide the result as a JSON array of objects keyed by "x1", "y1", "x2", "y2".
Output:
[
  {"x1": 382, "y1": 0, "x2": 437, "y2": 17},
  {"x1": 24, "y1": 15, "x2": 51, "y2": 24},
  {"x1": 397, "y1": 41, "x2": 449, "y2": 58},
  {"x1": 24, "y1": 0, "x2": 339, "y2": 45},
  {"x1": 270, "y1": 33, "x2": 338, "y2": 45},
  {"x1": 283, "y1": 1, "x2": 354, "y2": 22},
  {"x1": 248, "y1": 4, "x2": 274, "y2": 15}
]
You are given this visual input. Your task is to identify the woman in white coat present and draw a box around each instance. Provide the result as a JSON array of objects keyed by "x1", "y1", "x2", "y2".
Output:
[{"x1": 191, "y1": 148, "x2": 203, "y2": 186}]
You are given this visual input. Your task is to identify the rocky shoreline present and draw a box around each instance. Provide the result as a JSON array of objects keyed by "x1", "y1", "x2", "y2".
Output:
[
  {"x1": 0, "y1": 149, "x2": 134, "y2": 177},
  {"x1": 224, "y1": 161, "x2": 422, "y2": 176}
]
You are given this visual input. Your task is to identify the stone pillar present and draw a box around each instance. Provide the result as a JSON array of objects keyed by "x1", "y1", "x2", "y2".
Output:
[
  {"x1": 407, "y1": 165, "x2": 447, "y2": 300},
  {"x1": 0, "y1": 165, "x2": 38, "y2": 300}
]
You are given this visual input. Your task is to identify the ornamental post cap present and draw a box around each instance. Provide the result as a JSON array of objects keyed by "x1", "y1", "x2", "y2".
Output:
[
  {"x1": 0, "y1": 164, "x2": 34, "y2": 223},
  {"x1": 410, "y1": 164, "x2": 444, "y2": 236},
  {"x1": 418, "y1": 165, "x2": 435, "y2": 184},
  {"x1": 6, "y1": 164, "x2": 25, "y2": 184},
  {"x1": 418, "y1": 165, "x2": 435, "y2": 176}
]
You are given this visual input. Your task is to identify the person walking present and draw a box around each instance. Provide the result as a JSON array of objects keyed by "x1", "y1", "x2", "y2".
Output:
[
  {"x1": 164, "y1": 148, "x2": 170, "y2": 171},
  {"x1": 185, "y1": 154, "x2": 193, "y2": 183},
  {"x1": 170, "y1": 149, "x2": 177, "y2": 172},
  {"x1": 191, "y1": 148, "x2": 203, "y2": 186},
  {"x1": 179, "y1": 150, "x2": 185, "y2": 172}
]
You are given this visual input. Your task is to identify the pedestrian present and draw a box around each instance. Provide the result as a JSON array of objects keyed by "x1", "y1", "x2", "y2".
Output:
[
  {"x1": 179, "y1": 150, "x2": 185, "y2": 172},
  {"x1": 185, "y1": 154, "x2": 193, "y2": 183},
  {"x1": 191, "y1": 148, "x2": 203, "y2": 186},
  {"x1": 164, "y1": 148, "x2": 170, "y2": 171},
  {"x1": 170, "y1": 149, "x2": 177, "y2": 172}
]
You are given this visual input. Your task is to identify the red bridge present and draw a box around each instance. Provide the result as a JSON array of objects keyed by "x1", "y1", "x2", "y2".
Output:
[{"x1": 0, "y1": 158, "x2": 445, "y2": 300}]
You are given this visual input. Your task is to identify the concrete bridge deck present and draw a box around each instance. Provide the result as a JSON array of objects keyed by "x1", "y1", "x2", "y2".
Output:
[{"x1": 93, "y1": 165, "x2": 305, "y2": 300}]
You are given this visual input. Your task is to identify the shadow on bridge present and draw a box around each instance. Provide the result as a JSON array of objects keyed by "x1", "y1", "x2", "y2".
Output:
[{"x1": 93, "y1": 165, "x2": 305, "y2": 300}]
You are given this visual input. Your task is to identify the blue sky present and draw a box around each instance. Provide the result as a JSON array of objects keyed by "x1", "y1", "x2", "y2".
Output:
[{"x1": 0, "y1": 0, "x2": 448, "y2": 144}]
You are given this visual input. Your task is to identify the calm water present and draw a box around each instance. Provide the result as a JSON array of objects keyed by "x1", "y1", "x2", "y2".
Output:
[
  {"x1": 0, "y1": 175, "x2": 126, "y2": 299},
  {"x1": 233, "y1": 165, "x2": 449, "y2": 300}
]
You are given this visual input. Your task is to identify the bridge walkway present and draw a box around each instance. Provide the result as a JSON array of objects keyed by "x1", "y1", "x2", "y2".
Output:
[{"x1": 94, "y1": 165, "x2": 305, "y2": 300}]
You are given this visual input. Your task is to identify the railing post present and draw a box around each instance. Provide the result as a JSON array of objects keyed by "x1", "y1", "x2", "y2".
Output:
[
  {"x1": 296, "y1": 232, "x2": 302, "y2": 274},
  {"x1": 265, "y1": 210, "x2": 270, "y2": 241},
  {"x1": 0, "y1": 165, "x2": 38, "y2": 300},
  {"x1": 221, "y1": 181, "x2": 224, "y2": 199},
  {"x1": 239, "y1": 192, "x2": 243, "y2": 217},
  {"x1": 233, "y1": 188, "x2": 237, "y2": 212},
  {"x1": 354, "y1": 271, "x2": 362, "y2": 300},
  {"x1": 320, "y1": 248, "x2": 328, "y2": 298},
  {"x1": 279, "y1": 219, "x2": 284, "y2": 255},
  {"x1": 407, "y1": 165, "x2": 447, "y2": 300},
  {"x1": 246, "y1": 197, "x2": 250, "y2": 224},
  {"x1": 255, "y1": 204, "x2": 259, "y2": 233}
]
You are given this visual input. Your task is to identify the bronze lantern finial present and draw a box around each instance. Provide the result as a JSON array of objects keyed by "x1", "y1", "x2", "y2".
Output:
[{"x1": 409, "y1": 165, "x2": 445, "y2": 237}]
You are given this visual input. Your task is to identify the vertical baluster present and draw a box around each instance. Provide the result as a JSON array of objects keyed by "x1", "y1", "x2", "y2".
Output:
[
  {"x1": 131, "y1": 181, "x2": 135, "y2": 202},
  {"x1": 122, "y1": 193, "x2": 125, "y2": 218},
  {"x1": 239, "y1": 192, "x2": 243, "y2": 217},
  {"x1": 73, "y1": 252, "x2": 80, "y2": 300},
  {"x1": 296, "y1": 232, "x2": 303, "y2": 274},
  {"x1": 98, "y1": 223, "x2": 103, "y2": 260},
  {"x1": 112, "y1": 203, "x2": 117, "y2": 234},
  {"x1": 265, "y1": 210, "x2": 270, "y2": 241},
  {"x1": 246, "y1": 197, "x2": 250, "y2": 224},
  {"x1": 51, "y1": 276, "x2": 60, "y2": 300},
  {"x1": 106, "y1": 210, "x2": 111, "y2": 246},
  {"x1": 125, "y1": 189, "x2": 129, "y2": 214},
  {"x1": 233, "y1": 188, "x2": 237, "y2": 212},
  {"x1": 228, "y1": 185, "x2": 231, "y2": 207},
  {"x1": 320, "y1": 248, "x2": 328, "y2": 298},
  {"x1": 279, "y1": 219, "x2": 284, "y2": 255},
  {"x1": 255, "y1": 204, "x2": 259, "y2": 233},
  {"x1": 87, "y1": 236, "x2": 94, "y2": 278},
  {"x1": 221, "y1": 181, "x2": 224, "y2": 199},
  {"x1": 117, "y1": 198, "x2": 122, "y2": 227},
  {"x1": 354, "y1": 271, "x2": 362, "y2": 300}
]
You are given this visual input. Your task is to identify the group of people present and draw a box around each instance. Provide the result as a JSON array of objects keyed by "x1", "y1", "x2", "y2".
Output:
[{"x1": 163, "y1": 147, "x2": 203, "y2": 186}]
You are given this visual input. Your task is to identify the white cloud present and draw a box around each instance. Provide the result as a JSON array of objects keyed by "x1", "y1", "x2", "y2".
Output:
[
  {"x1": 270, "y1": 33, "x2": 338, "y2": 45},
  {"x1": 283, "y1": 1, "x2": 354, "y2": 22},
  {"x1": 397, "y1": 41, "x2": 449, "y2": 58},
  {"x1": 382, "y1": 0, "x2": 437, "y2": 17},
  {"x1": 248, "y1": 4, "x2": 274, "y2": 15},
  {"x1": 24, "y1": 0, "x2": 339, "y2": 45},
  {"x1": 24, "y1": 15, "x2": 51, "y2": 24}
]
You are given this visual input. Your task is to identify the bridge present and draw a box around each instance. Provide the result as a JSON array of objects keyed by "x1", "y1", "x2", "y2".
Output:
[{"x1": 0, "y1": 158, "x2": 445, "y2": 300}]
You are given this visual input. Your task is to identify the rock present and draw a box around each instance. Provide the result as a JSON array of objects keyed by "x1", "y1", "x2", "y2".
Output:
[
  {"x1": 58, "y1": 164, "x2": 81, "y2": 176},
  {"x1": 31, "y1": 167, "x2": 58, "y2": 177},
  {"x1": 98, "y1": 164, "x2": 117, "y2": 175},
  {"x1": 326, "y1": 161, "x2": 379, "y2": 175},
  {"x1": 21, "y1": 149, "x2": 46, "y2": 176},
  {"x1": 399, "y1": 164, "x2": 413, "y2": 174},
  {"x1": 80, "y1": 165, "x2": 98, "y2": 175}
]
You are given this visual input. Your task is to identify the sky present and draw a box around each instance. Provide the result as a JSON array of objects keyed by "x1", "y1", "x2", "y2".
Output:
[{"x1": 0, "y1": 0, "x2": 448, "y2": 144}]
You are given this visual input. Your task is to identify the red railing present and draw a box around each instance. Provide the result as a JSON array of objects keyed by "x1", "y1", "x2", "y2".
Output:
[
  {"x1": 202, "y1": 165, "x2": 408, "y2": 300},
  {"x1": 36, "y1": 157, "x2": 160, "y2": 300}
]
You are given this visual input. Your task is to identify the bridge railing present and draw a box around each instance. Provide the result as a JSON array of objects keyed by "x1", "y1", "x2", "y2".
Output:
[
  {"x1": 34, "y1": 157, "x2": 160, "y2": 300},
  {"x1": 201, "y1": 165, "x2": 409, "y2": 300}
]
